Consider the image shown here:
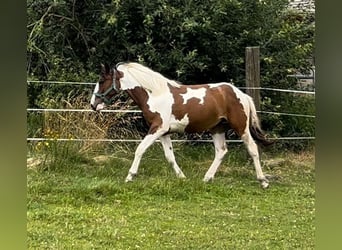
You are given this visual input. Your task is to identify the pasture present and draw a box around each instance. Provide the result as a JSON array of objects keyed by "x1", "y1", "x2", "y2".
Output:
[{"x1": 27, "y1": 142, "x2": 314, "y2": 249}]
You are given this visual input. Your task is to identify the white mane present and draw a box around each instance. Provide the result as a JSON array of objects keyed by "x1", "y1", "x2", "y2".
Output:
[{"x1": 117, "y1": 62, "x2": 181, "y2": 94}]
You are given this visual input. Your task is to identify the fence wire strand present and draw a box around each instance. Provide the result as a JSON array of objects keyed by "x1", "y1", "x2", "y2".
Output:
[
  {"x1": 26, "y1": 108, "x2": 315, "y2": 118},
  {"x1": 27, "y1": 80, "x2": 315, "y2": 142},
  {"x1": 27, "y1": 137, "x2": 315, "y2": 142},
  {"x1": 27, "y1": 80, "x2": 315, "y2": 94}
]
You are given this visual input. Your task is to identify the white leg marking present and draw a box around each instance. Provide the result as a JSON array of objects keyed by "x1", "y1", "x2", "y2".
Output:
[
  {"x1": 90, "y1": 82, "x2": 99, "y2": 107},
  {"x1": 241, "y1": 131, "x2": 269, "y2": 188},
  {"x1": 125, "y1": 129, "x2": 167, "y2": 182},
  {"x1": 203, "y1": 133, "x2": 227, "y2": 182},
  {"x1": 160, "y1": 135, "x2": 186, "y2": 178}
]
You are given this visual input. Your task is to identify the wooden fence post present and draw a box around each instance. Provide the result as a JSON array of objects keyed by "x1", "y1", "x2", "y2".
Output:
[{"x1": 245, "y1": 46, "x2": 260, "y2": 111}]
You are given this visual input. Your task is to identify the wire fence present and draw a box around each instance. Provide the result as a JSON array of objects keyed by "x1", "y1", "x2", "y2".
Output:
[
  {"x1": 26, "y1": 108, "x2": 315, "y2": 118},
  {"x1": 27, "y1": 80, "x2": 316, "y2": 94},
  {"x1": 27, "y1": 80, "x2": 316, "y2": 142},
  {"x1": 27, "y1": 137, "x2": 315, "y2": 143}
]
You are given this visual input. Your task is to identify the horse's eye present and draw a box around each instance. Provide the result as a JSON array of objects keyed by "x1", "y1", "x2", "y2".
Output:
[{"x1": 99, "y1": 80, "x2": 104, "y2": 85}]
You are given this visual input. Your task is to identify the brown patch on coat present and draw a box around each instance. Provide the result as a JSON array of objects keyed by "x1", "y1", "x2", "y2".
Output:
[
  {"x1": 126, "y1": 87, "x2": 163, "y2": 134},
  {"x1": 169, "y1": 84, "x2": 247, "y2": 135}
]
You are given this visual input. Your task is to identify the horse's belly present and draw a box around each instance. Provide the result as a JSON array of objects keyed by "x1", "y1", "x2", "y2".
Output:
[
  {"x1": 169, "y1": 114, "x2": 220, "y2": 134},
  {"x1": 184, "y1": 119, "x2": 219, "y2": 133},
  {"x1": 169, "y1": 114, "x2": 190, "y2": 133}
]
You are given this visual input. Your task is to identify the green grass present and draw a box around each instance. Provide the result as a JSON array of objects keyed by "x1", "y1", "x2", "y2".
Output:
[{"x1": 27, "y1": 143, "x2": 315, "y2": 249}]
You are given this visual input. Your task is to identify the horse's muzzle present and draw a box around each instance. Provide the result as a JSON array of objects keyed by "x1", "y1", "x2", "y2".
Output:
[{"x1": 91, "y1": 102, "x2": 105, "y2": 111}]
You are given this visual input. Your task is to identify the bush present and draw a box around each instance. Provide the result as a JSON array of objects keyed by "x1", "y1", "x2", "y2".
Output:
[{"x1": 27, "y1": 0, "x2": 315, "y2": 151}]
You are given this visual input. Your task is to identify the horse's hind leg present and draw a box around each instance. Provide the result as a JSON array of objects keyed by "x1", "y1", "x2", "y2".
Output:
[
  {"x1": 241, "y1": 130, "x2": 269, "y2": 188},
  {"x1": 203, "y1": 132, "x2": 227, "y2": 182},
  {"x1": 160, "y1": 135, "x2": 186, "y2": 178}
]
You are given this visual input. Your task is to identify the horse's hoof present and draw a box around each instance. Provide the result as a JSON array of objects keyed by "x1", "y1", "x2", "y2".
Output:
[
  {"x1": 125, "y1": 173, "x2": 135, "y2": 182},
  {"x1": 203, "y1": 176, "x2": 213, "y2": 182},
  {"x1": 261, "y1": 180, "x2": 269, "y2": 189},
  {"x1": 177, "y1": 173, "x2": 186, "y2": 179}
]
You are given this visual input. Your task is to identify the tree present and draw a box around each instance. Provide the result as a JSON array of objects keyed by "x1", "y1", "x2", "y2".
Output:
[{"x1": 27, "y1": 0, "x2": 315, "y2": 138}]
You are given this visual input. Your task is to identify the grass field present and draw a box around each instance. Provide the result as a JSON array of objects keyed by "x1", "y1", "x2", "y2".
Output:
[{"x1": 27, "y1": 143, "x2": 315, "y2": 249}]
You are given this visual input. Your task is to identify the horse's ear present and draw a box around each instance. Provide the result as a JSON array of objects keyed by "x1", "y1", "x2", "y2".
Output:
[
  {"x1": 101, "y1": 63, "x2": 111, "y2": 75},
  {"x1": 100, "y1": 63, "x2": 105, "y2": 75},
  {"x1": 116, "y1": 69, "x2": 124, "y2": 79}
]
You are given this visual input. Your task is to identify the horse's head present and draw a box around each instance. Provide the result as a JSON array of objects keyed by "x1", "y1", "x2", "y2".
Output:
[{"x1": 90, "y1": 63, "x2": 123, "y2": 111}]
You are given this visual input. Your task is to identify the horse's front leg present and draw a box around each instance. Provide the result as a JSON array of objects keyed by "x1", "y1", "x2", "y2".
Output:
[{"x1": 125, "y1": 128, "x2": 167, "y2": 182}]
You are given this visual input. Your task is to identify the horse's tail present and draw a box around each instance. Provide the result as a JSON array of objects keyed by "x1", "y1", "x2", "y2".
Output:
[{"x1": 247, "y1": 95, "x2": 274, "y2": 146}]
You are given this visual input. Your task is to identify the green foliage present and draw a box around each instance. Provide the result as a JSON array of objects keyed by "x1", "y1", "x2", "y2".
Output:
[
  {"x1": 27, "y1": 0, "x2": 313, "y2": 82},
  {"x1": 261, "y1": 96, "x2": 314, "y2": 151},
  {"x1": 261, "y1": 93, "x2": 315, "y2": 144},
  {"x1": 27, "y1": 0, "x2": 315, "y2": 141}
]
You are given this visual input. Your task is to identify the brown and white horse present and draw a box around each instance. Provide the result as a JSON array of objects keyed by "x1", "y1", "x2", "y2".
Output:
[{"x1": 91, "y1": 62, "x2": 273, "y2": 188}]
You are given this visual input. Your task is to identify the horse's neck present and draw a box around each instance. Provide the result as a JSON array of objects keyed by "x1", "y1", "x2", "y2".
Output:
[{"x1": 125, "y1": 87, "x2": 150, "y2": 112}]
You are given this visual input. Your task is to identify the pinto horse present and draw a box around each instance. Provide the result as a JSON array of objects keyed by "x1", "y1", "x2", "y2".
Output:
[{"x1": 91, "y1": 62, "x2": 273, "y2": 188}]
